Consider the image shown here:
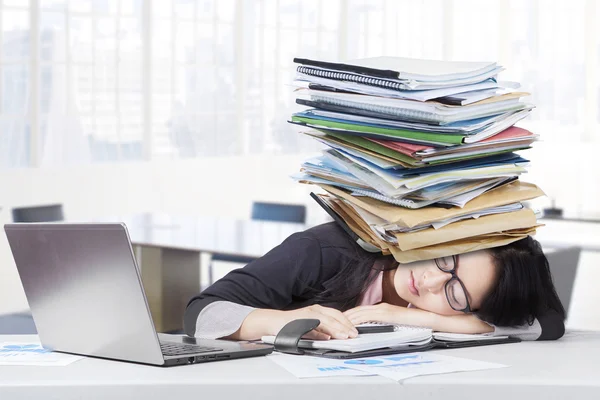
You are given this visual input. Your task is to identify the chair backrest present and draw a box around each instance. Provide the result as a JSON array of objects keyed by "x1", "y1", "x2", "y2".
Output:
[
  {"x1": 0, "y1": 313, "x2": 37, "y2": 334},
  {"x1": 251, "y1": 202, "x2": 306, "y2": 224},
  {"x1": 545, "y1": 246, "x2": 582, "y2": 316},
  {"x1": 12, "y1": 204, "x2": 64, "y2": 223}
]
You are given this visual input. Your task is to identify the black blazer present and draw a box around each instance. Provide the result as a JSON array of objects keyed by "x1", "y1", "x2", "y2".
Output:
[
  {"x1": 183, "y1": 222, "x2": 565, "y2": 340},
  {"x1": 184, "y1": 222, "x2": 377, "y2": 335}
]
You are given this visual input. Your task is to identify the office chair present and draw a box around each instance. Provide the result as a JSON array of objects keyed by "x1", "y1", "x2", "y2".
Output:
[
  {"x1": 0, "y1": 313, "x2": 37, "y2": 334},
  {"x1": 12, "y1": 204, "x2": 64, "y2": 223},
  {"x1": 545, "y1": 246, "x2": 582, "y2": 317},
  {"x1": 206, "y1": 202, "x2": 307, "y2": 287},
  {"x1": 250, "y1": 201, "x2": 307, "y2": 224}
]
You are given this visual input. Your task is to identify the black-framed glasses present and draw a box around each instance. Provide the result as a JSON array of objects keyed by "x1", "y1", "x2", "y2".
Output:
[{"x1": 434, "y1": 255, "x2": 472, "y2": 313}]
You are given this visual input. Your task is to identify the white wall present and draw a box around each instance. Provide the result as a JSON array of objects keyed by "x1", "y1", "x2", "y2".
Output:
[{"x1": 0, "y1": 153, "x2": 322, "y2": 314}]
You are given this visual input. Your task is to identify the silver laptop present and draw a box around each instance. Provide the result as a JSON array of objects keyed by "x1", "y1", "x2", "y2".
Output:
[
  {"x1": 545, "y1": 246, "x2": 581, "y2": 316},
  {"x1": 4, "y1": 223, "x2": 273, "y2": 366}
]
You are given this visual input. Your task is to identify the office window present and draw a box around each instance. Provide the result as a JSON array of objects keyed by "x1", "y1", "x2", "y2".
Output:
[
  {"x1": 150, "y1": 0, "x2": 239, "y2": 158},
  {"x1": 0, "y1": 0, "x2": 599, "y2": 167},
  {"x1": 38, "y1": 0, "x2": 144, "y2": 164},
  {"x1": 0, "y1": 0, "x2": 30, "y2": 167},
  {"x1": 243, "y1": 0, "x2": 341, "y2": 155}
]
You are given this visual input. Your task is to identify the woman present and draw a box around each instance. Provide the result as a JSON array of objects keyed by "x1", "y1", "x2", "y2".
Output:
[{"x1": 184, "y1": 222, "x2": 565, "y2": 341}]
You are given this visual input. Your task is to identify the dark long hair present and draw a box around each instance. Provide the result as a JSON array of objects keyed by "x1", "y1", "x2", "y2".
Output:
[
  {"x1": 312, "y1": 247, "x2": 393, "y2": 310},
  {"x1": 476, "y1": 236, "x2": 566, "y2": 326},
  {"x1": 314, "y1": 236, "x2": 565, "y2": 327}
]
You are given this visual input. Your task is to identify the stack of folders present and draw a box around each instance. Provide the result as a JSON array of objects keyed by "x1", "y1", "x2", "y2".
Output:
[{"x1": 289, "y1": 56, "x2": 545, "y2": 263}]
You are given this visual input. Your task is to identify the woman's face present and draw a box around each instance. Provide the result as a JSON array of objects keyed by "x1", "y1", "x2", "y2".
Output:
[{"x1": 393, "y1": 250, "x2": 498, "y2": 315}]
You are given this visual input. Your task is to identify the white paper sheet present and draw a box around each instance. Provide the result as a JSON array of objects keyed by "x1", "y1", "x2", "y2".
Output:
[
  {"x1": 267, "y1": 353, "x2": 374, "y2": 378},
  {"x1": 342, "y1": 56, "x2": 497, "y2": 81},
  {"x1": 346, "y1": 352, "x2": 507, "y2": 381},
  {"x1": 267, "y1": 351, "x2": 507, "y2": 381},
  {"x1": 293, "y1": 75, "x2": 500, "y2": 101},
  {"x1": 0, "y1": 342, "x2": 83, "y2": 366}
]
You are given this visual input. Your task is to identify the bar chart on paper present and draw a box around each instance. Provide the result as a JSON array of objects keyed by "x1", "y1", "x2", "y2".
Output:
[
  {"x1": 339, "y1": 353, "x2": 506, "y2": 381},
  {"x1": 267, "y1": 351, "x2": 506, "y2": 380},
  {"x1": 0, "y1": 342, "x2": 83, "y2": 366}
]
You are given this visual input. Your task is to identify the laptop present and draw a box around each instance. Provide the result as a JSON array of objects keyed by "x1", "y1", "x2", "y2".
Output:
[
  {"x1": 4, "y1": 223, "x2": 273, "y2": 366},
  {"x1": 544, "y1": 246, "x2": 582, "y2": 316}
]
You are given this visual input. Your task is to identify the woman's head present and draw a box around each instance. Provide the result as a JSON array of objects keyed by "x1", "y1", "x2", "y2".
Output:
[
  {"x1": 392, "y1": 251, "x2": 498, "y2": 316},
  {"x1": 393, "y1": 237, "x2": 566, "y2": 326}
]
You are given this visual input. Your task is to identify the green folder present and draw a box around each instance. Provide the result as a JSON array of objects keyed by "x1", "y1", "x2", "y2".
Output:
[
  {"x1": 290, "y1": 115, "x2": 465, "y2": 145},
  {"x1": 321, "y1": 130, "x2": 528, "y2": 167},
  {"x1": 320, "y1": 131, "x2": 421, "y2": 165}
]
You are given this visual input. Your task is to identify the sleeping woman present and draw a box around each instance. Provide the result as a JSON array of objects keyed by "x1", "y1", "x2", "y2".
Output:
[{"x1": 184, "y1": 222, "x2": 565, "y2": 341}]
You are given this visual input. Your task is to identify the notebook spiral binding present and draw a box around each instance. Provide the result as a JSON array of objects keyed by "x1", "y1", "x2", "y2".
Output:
[
  {"x1": 350, "y1": 188, "x2": 420, "y2": 208},
  {"x1": 310, "y1": 93, "x2": 443, "y2": 124},
  {"x1": 297, "y1": 65, "x2": 411, "y2": 91}
]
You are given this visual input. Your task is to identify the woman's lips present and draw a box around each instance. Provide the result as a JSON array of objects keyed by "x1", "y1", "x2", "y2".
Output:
[{"x1": 409, "y1": 270, "x2": 420, "y2": 296}]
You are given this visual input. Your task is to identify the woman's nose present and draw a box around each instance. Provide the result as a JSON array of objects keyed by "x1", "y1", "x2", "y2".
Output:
[{"x1": 423, "y1": 269, "x2": 452, "y2": 292}]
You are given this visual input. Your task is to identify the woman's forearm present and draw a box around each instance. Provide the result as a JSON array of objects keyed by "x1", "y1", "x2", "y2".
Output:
[
  {"x1": 401, "y1": 308, "x2": 493, "y2": 334},
  {"x1": 345, "y1": 303, "x2": 494, "y2": 334},
  {"x1": 226, "y1": 305, "x2": 360, "y2": 341},
  {"x1": 225, "y1": 303, "x2": 495, "y2": 341},
  {"x1": 432, "y1": 313, "x2": 494, "y2": 334},
  {"x1": 225, "y1": 309, "x2": 285, "y2": 341},
  {"x1": 375, "y1": 306, "x2": 494, "y2": 334}
]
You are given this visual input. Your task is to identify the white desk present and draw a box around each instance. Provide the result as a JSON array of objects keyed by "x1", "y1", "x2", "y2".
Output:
[
  {"x1": 1, "y1": 332, "x2": 600, "y2": 400},
  {"x1": 537, "y1": 218, "x2": 600, "y2": 252}
]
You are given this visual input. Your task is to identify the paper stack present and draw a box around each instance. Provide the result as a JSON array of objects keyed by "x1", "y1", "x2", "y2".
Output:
[{"x1": 289, "y1": 56, "x2": 544, "y2": 263}]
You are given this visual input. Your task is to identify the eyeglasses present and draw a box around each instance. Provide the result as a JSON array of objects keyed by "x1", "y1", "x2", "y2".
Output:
[{"x1": 434, "y1": 255, "x2": 471, "y2": 313}]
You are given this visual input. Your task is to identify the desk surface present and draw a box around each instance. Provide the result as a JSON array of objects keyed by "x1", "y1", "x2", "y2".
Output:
[
  {"x1": 542, "y1": 215, "x2": 600, "y2": 224},
  {"x1": 96, "y1": 213, "x2": 310, "y2": 257},
  {"x1": 536, "y1": 218, "x2": 600, "y2": 251},
  {"x1": 1, "y1": 332, "x2": 599, "y2": 400}
]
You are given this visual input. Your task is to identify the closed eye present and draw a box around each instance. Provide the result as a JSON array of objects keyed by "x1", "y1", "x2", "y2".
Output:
[{"x1": 450, "y1": 284, "x2": 459, "y2": 303}]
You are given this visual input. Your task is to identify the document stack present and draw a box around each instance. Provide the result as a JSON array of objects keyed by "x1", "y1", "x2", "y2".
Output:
[{"x1": 290, "y1": 56, "x2": 544, "y2": 263}]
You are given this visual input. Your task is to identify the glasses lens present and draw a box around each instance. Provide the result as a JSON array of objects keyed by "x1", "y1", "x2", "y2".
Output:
[
  {"x1": 446, "y1": 279, "x2": 469, "y2": 311},
  {"x1": 436, "y1": 256, "x2": 455, "y2": 272}
]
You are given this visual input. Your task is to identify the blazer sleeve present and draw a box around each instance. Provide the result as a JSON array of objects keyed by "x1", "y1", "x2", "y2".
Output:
[
  {"x1": 536, "y1": 311, "x2": 566, "y2": 340},
  {"x1": 184, "y1": 222, "x2": 367, "y2": 336},
  {"x1": 488, "y1": 311, "x2": 565, "y2": 341},
  {"x1": 184, "y1": 226, "x2": 325, "y2": 336},
  {"x1": 192, "y1": 301, "x2": 257, "y2": 339}
]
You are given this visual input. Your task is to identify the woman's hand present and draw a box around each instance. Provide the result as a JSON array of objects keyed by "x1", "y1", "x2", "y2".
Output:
[
  {"x1": 229, "y1": 304, "x2": 359, "y2": 341},
  {"x1": 281, "y1": 305, "x2": 359, "y2": 340}
]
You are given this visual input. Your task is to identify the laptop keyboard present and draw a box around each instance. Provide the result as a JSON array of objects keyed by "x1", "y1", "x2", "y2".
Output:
[{"x1": 160, "y1": 341, "x2": 222, "y2": 356}]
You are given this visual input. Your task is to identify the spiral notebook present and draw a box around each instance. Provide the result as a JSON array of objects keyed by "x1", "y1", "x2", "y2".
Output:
[
  {"x1": 262, "y1": 326, "x2": 433, "y2": 353},
  {"x1": 293, "y1": 57, "x2": 501, "y2": 91},
  {"x1": 349, "y1": 188, "x2": 434, "y2": 209},
  {"x1": 261, "y1": 324, "x2": 519, "y2": 359},
  {"x1": 299, "y1": 91, "x2": 530, "y2": 126},
  {"x1": 294, "y1": 57, "x2": 499, "y2": 80}
]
